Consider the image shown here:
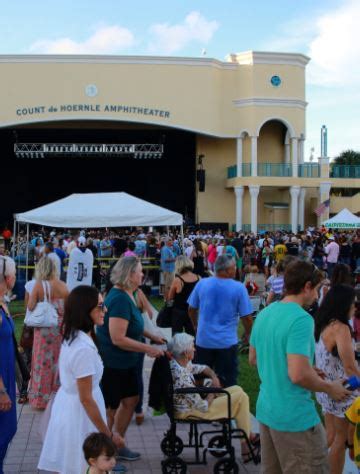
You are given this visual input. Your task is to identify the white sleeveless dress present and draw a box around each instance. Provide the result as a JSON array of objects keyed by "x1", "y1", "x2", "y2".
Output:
[{"x1": 38, "y1": 331, "x2": 106, "y2": 474}]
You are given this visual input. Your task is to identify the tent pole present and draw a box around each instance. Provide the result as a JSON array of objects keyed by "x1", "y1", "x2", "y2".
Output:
[
  {"x1": 25, "y1": 223, "x2": 29, "y2": 282},
  {"x1": 180, "y1": 224, "x2": 185, "y2": 254},
  {"x1": 12, "y1": 216, "x2": 16, "y2": 259}
]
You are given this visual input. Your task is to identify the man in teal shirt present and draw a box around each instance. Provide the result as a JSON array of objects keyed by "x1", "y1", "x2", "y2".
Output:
[{"x1": 249, "y1": 260, "x2": 350, "y2": 473}]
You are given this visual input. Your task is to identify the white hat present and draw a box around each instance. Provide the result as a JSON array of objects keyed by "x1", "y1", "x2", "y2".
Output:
[{"x1": 78, "y1": 236, "x2": 86, "y2": 246}]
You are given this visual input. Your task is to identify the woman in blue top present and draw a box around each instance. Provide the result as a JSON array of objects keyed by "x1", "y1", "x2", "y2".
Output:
[
  {"x1": 97, "y1": 256, "x2": 165, "y2": 462},
  {"x1": 0, "y1": 256, "x2": 17, "y2": 474}
]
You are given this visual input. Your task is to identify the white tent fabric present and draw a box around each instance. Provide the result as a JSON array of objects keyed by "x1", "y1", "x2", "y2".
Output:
[
  {"x1": 323, "y1": 208, "x2": 360, "y2": 229},
  {"x1": 15, "y1": 192, "x2": 183, "y2": 227}
]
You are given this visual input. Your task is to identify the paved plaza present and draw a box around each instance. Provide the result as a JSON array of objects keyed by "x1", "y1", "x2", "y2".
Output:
[{"x1": 4, "y1": 359, "x2": 261, "y2": 474}]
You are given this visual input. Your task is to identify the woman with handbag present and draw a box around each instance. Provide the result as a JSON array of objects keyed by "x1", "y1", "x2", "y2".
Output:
[
  {"x1": 0, "y1": 256, "x2": 17, "y2": 474},
  {"x1": 27, "y1": 256, "x2": 68, "y2": 409}
]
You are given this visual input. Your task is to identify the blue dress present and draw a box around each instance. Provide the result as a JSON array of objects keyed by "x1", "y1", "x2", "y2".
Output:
[{"x1": 0, "y1": 307, "x2": 17, "y2": 474}]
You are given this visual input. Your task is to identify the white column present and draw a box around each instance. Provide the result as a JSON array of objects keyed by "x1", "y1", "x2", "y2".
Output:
[
  {"x1": 290, "y1": 186, "x2": 300, "y2": 233},
  {"x1": 249, "y1": 185, "x2": 260, "y2": 234},
  {"x1": 234, "y1": 186, "x2": 244, "y2": 231},
  {"x1": 298, "y1": 187, "x2": 306, "y2": 230},
  {"x1": 251, "y1": 136, "x2": 258, "y2": 177},
  {"x1": 318, "y1": 182, "x2": 332, "y2": 226},
  {"x1": 236, "y1": 137, "x2": 243, "y2": 177},
  {"x1": 298, "y1": 138, "x2": 305, "y2": 165},
  {"x1": 284, "y1": 131, "x2": 290, "y2": 164},
  {"x1": 291, "y1": 137, "x2": 298, "y2": 177}
]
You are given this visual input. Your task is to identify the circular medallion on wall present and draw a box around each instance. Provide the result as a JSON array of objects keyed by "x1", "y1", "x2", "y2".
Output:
[
  {"x1": 270, "y1": 75, "x2": 281, "y2": 87},
  {"x1": 85, "y1": 84, "x2": 98, "y2": 97}
]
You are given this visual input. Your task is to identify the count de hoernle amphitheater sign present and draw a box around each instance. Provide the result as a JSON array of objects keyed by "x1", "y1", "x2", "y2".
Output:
[{"x1": 15, "y1": 103, "x2": 171, "y2": 119}]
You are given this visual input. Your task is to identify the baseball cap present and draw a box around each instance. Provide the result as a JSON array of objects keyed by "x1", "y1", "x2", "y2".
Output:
[{"x1": 78, "y1": 236, "x2": 86, "y2": 246}]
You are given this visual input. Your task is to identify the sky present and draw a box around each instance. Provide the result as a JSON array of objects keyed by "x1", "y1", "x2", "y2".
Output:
[{"x1": 1, "y1": 0, "x2": 359, "y2": 161}]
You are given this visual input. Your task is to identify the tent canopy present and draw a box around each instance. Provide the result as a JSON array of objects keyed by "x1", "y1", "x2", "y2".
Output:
[
  {"x1": 15, "y1": 192, "x2": 183, "y2": 228},
  {"x1": 323, "y1": 208, "x2": 360, "y2": 229}
]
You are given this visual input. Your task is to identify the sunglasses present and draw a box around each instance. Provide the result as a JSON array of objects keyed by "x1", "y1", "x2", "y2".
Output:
[{"x1": 97, "y1": 302, "x2": 106, "y2": 311}]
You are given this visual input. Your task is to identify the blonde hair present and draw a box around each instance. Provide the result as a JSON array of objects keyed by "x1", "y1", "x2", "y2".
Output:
[
  {"x1": 110, "y1": 256, "x2": 140, "y2": 289},
  {"x1": 175, "y1": 255, "x2": 194, "y2": 275},
  {"x1": 35, "y1": 256, "x2": 57, "y2": 281},
  {"x1": 0, "y1": 256, "x2": 16, "y2": 285}
]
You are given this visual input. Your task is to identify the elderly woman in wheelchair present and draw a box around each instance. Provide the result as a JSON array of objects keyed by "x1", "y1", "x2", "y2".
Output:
[{"x1": 167, "y1": 333, "x2": 260, "y2": 462}]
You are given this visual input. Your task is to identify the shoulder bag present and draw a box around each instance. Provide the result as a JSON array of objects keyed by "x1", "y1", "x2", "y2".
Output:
[{"x1": 24, "y1": 281, "x2": 58, "y2": 328}]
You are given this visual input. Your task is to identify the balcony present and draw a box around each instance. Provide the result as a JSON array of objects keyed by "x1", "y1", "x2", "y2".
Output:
[
  {"x1": 227, "y1": 162, "x2": 320, "y2": 178},
  {"x1": 298, "y1": 163, "x2": 320, "y2": 178},
  {"x1": 330, "y1": 165, "x2": 360, "y2": 178}
]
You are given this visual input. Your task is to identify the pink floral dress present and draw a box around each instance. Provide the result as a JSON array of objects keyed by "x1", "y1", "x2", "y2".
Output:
[{"x1": 28, "y1": 299, "x2": 64, "y2": 409}]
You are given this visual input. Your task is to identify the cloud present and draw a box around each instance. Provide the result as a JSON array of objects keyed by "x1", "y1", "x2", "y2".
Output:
[
  {"x1": 29, "y1": 25, "x2": 135, "y2": 54},
  {"x1": 308, "y1": 0, "x2": 360, "y2": 86},
  {"x1": 148, "y1": 11, "x2": 219, "y2": 54}
]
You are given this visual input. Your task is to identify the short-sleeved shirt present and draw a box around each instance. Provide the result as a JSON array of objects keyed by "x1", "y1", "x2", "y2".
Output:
[
  {"x1": 273, "y1": 244, "x2": 287, "y2": 261},
  {"x1": 96, "y1": 287, "x2": 144, "y2": 369},
  {"x1": 345, "y1": 397, "x2": 360, "y2": 466},
  {"x1": 160, "y1": 246, "x2": 175, "y2": 272},
  {"x1": 188, "y1": 277, "x2": 252, "y2": 349},
  {"x1": 250, "y1": 301, "x2": 320, "y2": 432}
]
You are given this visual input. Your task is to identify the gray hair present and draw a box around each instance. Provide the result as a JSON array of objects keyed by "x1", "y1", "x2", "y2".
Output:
[
  {"x1": 0, "y1": 256, "x2": 16, "y2": 284},
  {"x1": 35, "y1": 256, "x2": 56, "y2": 281},
  {"x1": 175, "y1": 255, "x2": 194, "y2": 275},
  {"x1": 167, "y1": 333, "x2": 194, "y2": 359},
  {"x1": 214, "y1": 254, "x2": 235, "y2": 274},
  {"x1": 110, "y1": 256, "x2": 140, "y2": 289}
]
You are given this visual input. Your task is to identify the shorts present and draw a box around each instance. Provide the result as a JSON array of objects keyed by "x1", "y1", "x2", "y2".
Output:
[
  {"x1": 163, "y1": 271, "x2": 175, "y2": 292},
  {"x1": 101, "y1": 366, "x2": 139, "y2": 409}
]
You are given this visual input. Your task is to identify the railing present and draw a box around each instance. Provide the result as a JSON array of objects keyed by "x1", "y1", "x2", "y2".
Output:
[
  {"x1": 227, "y1": 165, "x2": 237, "y2": 179},
  {"x1": 298, "y1": 163, "x2": 320, "y2": 177},
  {"x1": 330, "y1": 165, "x2": 360, "y2": 178},
  {"x1": 257, "y1": 163, "x2": 292, "y2": 177},
  {"x1": 227, "y1": 163, "x2": 291, "y2": 178}
]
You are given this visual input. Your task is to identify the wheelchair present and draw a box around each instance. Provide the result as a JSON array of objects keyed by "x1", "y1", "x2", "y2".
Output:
[{"x1": 148, "y1": 355, "x2": 261, "y2": 473}]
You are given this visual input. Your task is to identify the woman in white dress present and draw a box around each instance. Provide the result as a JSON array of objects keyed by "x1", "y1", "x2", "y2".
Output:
[{"x1": 38, "y1": 285, "x2": 123, "y2": 474}]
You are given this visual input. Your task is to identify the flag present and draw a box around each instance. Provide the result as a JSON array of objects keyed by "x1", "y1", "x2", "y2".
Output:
[{"x1": 314, "y1": 199, "x2": 330, "y2": 217}]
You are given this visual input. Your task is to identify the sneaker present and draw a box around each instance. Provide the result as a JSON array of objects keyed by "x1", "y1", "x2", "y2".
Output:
[
  {"x1": 117, "y1": 447, "x2": 141, "y2": 461},
  {"x1": 112, "y1": 462, "x2": 128, "y2": 472}
]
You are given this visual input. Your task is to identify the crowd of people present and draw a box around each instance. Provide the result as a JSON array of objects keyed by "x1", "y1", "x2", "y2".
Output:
[{"x1": 1, "y1": 224, "x2": 360, "y2": 473}]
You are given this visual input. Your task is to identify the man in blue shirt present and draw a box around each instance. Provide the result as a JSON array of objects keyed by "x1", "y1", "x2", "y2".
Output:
[
  {"x1": 249, "y1": 260, "x2": 350, "y2": 473},
  {"x1": 188, "y1": 254, "x2": 252, "y2": 387},
  {"x1": 160, "y1": 238, "x2": 176, "y2": 299}
]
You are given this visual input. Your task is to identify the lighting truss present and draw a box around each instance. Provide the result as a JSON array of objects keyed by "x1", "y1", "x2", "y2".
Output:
[{"x1": 14, "y1": 143, "x2": 164, "y2": 159}]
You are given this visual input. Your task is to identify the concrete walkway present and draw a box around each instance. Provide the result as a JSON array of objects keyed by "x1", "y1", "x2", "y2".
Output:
[
  {"x1": 4, "y1": 358, "x2": 261, "y2": 474},
  {"x1": 4, "y1": 356, "x2": 358, "y2": 474}
]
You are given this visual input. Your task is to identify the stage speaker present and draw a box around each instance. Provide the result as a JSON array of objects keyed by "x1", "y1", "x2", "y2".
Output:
[{"x1": 198, "y1": 169, "x2": 205, "y2": 192}]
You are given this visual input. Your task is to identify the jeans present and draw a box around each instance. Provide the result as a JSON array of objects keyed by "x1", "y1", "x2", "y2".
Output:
[
  {"x1": 327, "y1": 262, "x2": 336, "y2": 279},
  {"x1": 195, "y1": 344, "x2": 238, "y2": 387}
]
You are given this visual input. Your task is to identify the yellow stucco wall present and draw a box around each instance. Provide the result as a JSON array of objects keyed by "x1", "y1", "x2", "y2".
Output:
[
  {"x1": 0, "y1": 53, "x2": 308, "y2": 139},
  {"x1": 196, "y1": 135, "x2": 235, "y2": 226},
  {"x1": 330, "y1": 194, "x2": 360, "y2": 214}
]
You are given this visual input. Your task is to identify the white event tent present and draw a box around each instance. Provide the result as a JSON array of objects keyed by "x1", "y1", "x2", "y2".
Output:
[
  {"x1": 14, "y1": 192, "x2": 184, "y2": 277},
  {"x1": 323, "y1": 208, "x2": 360, "y2": 229}
]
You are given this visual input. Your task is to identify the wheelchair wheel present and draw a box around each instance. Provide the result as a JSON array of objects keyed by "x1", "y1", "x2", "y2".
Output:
[
  {"x1": 161, "y1": 435, "x2": 184, "y2": 457},
  {"x1": 213, "y1": 458, "x2": 239, "y2": 474},
  {"x1": 208, "y1": 435, "x2": 227, "y2": 458},
  {"x1": 161, "y1": 456, "x2": 187, "y2": 474}
]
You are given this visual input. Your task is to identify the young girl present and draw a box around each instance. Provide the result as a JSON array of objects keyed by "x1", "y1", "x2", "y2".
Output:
[{"x1": 83, "y1": 433, "x2": 117, "y2": 474}]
